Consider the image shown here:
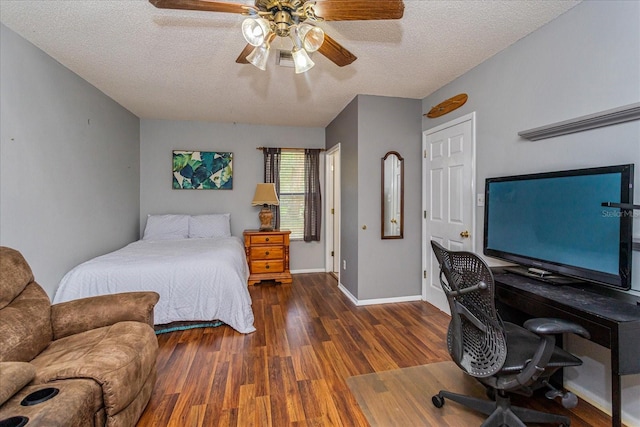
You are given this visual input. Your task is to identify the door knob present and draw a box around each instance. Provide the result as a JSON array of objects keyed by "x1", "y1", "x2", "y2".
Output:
[{"x1": 460, "y1": 230, "x2": 470, "y2": 238}]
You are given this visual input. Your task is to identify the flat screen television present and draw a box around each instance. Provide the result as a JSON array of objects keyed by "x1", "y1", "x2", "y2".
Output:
[{"x1": 484, "y1": 164, "x2": 634, "y2": 290}]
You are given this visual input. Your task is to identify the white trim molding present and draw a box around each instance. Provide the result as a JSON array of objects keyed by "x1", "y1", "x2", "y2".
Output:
[
  {"x1": 337, "y1": 283, "x2": 422, "y2": 306},
  {"x1": 518, "y1": 102, "x2": 640, "y2": 141},
  {"x1": 291, "y1": 268, "x2": 327, "y2": 274}
]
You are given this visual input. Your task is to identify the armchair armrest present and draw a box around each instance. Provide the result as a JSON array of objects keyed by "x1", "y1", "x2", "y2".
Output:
[
  {"x1": 524, "y1": 318, "x2": 590, "y2": 339},
  {"x1": 51, "y1": 291, "x2": 159, "y2": 340},
  {"x1": 0, "y1": 362, "x2": 36, "y2": 406}
]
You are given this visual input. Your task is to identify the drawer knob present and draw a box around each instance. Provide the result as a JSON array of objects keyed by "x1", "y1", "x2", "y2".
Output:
[
  {"x1": 265, "y1": 264, "x2": 270, "y2": 269},
  {"x1": 265, "y1": 237, "x2": 270, "y2": 242},
  {"x1": 265, "y1": 251, "x2": 270, "y2": 256}
]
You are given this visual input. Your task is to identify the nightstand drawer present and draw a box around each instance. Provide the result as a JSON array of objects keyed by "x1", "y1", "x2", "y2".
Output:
[
  {"x1": 250, "y1": 234, "x2": 284, "y2": 245},
  {"x1": 250, "y1": 260, "x2": 284, "y2": 274},
  {"x1": 250, "y1": 246, "x2": 284, "y2": 260}
]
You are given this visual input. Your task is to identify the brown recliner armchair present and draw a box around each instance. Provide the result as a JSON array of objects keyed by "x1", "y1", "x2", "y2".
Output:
[{"x1": 0, "y1": 246, "x2": 160, "y2": 427}]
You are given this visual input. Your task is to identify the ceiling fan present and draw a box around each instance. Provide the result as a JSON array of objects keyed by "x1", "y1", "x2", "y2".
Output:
[{"x1": 149, "y1": 0, "x2": 405, "y2": 73}]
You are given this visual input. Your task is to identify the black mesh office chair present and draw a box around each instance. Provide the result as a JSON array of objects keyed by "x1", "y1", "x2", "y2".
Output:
[{"x1": 430, "y1": 241, "x2": 590, "y2": 427}]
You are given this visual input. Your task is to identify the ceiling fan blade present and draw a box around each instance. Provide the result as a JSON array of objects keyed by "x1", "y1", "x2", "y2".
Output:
[
  {"x1": 236, "y1": 44, "x2": 253, "y2": 64},
  {"x1": 318, "y1": 33, "x2": 357, "y2": 67},
  {"x1": 312, "y1": 0, "x2": 404, "y2": 21},
  {"x1": 149, "y1": 0, "x2": 251, "y2": 14}
]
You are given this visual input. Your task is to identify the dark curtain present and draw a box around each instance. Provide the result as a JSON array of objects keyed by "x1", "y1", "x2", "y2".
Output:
[
  {"x1": 304, "y1": 149, "x2": 322, "y2": 241},
  {"x1": 263, "y1": 148, "x2": 281, "y2": 229}
]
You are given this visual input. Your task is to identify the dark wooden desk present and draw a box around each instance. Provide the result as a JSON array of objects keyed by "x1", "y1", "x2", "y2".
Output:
[{"x1": 493, "y1": 270, "x2": 640, "y2": 427}]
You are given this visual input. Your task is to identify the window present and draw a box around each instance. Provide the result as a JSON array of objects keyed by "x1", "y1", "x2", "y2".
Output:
[
  {"x1": 263, "y1": 148, "x2": 322, "y2": 242},
  {"x1": 279, "y1": 150, "x2": 305, "y2": 239}
]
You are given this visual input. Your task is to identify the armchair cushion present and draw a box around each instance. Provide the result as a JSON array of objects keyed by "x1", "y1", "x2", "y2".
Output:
[
  {"x1": 30, "y1": 321, "x2": 158, "y2": 416},
  {"x1": 51, "y1": 291, "x2": 159, "y2": 340},
  {"x1": 0, "y1": 362, "x2": 36, "y2": 406}
]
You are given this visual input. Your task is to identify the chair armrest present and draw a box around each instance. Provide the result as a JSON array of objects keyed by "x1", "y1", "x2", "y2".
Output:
[
  {"x1": 524, "y1": 318, "x2": 590, "y2": 339},
  {"x1": 51, "y1": 291, "x2": 159, "y2": 340}
]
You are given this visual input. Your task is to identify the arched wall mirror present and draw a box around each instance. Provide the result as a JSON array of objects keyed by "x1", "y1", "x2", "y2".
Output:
[{"x1": 381, "y1": 151, "x2": 404, "y2": 239}]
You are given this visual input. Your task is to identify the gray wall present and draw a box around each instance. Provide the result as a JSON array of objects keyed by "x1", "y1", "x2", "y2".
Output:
[
  {"x1": 0, "y1": 24, "x2": 141, "y2": 298},
  {"x1": 139, "y1": 119, "x2": 326, "y2": 271},
  {"x1": 357, "y1": 95, "x2": 422, "y2": 300},
  {"x1": 326, "y1": 95, "x2": 422, "y2": 300},
  {"x1": 326, "y1": 97, "x2": 359, "y2": 296},
  {"x1": 421, "y1": 1, "x2": 639, "y2": 423}
]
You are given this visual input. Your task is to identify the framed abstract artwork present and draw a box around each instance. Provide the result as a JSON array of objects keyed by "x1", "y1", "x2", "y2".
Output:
[{"x1": 172, "y1": 151, "x2": 233, "y2": 189}]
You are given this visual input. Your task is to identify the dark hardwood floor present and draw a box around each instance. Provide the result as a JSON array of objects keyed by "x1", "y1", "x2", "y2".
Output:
[{"x1": 137, "y1": 273, "x2": 614, "y2": 426}]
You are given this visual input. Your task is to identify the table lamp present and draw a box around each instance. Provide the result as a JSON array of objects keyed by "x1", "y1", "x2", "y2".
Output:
[{"x1": 252, "y1": 183, "x2": 279, "y2": 231}]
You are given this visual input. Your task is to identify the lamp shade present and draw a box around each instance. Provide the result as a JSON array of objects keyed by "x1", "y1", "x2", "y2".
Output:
[
  {"x1": 297, "y1": 23, "x2": 324, "y2": 52},
  {"x1": 252, "y1": 183, "x2": 279, "y2": 206},
  {"x1": 247, "y1": 43, "x2": 270, "y2": 70},
  {"x1": 292, "y1": 47, "x2": 315, "y2": 74},
  {"x1": 242, "y1": 18, "x2": 271, "y2": 47}
]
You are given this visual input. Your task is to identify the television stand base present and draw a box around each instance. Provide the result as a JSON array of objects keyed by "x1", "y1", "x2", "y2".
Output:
[{"x1": 503, "y1": 266, "x2": 585, "y2": 286}]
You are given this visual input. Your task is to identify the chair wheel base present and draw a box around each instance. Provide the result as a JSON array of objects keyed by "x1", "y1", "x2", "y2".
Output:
[
  {"x1": 432, "y1": 394, "x2": 445, "y2": 408},
  {"x1": 432, "y1": 389, "x2": 572, "y2": 427}
]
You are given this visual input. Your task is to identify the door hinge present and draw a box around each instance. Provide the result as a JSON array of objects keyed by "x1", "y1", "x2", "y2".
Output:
[
  {"x1": 424, "y1": 210, "x2": 427, "y2": 219},
  {"x1": 424, "y1": 270, "x2": 427, "y2": 279},
  {"x1": 424, "y1": 149, "x2": 428, "y2": 158},
  {"x1": 331, "y1": 208, "x2": 334, "y2": 214},
  {"x1": 331, "y1": 251, "x2": 334, "y2": 257}
]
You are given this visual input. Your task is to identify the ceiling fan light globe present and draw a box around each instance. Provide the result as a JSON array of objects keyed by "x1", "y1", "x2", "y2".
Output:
[
  {"x1": 298, "y1": 23, "x2": 324, "y2": 52},
  {"x1": 242, "y1": 18, "x2": 271, "y2": 47},
  {"x1": 292, "y1": 47, "x2": 315, "y2": 74},
  {"x1": 247, "y1": 44, "x2": 270, "y2": 71}
]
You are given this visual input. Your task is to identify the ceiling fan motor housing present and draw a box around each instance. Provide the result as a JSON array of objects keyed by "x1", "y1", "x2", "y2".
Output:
[{"x1": 273, "y1": 10, "x2": 294, "y2": 36}]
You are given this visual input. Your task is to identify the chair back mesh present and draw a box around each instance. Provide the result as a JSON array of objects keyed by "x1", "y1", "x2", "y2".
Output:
[{"x1": 430, "y1": 241, "x2": 507, "y2": 378}]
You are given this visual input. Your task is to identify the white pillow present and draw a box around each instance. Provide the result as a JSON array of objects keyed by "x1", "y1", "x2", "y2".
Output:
[
  {"x1": 189, "y1": 213, "x2": 231, "y2": 239},
  {"x1": 142, "y1": 214, "x2": 189, "y2": 240}
]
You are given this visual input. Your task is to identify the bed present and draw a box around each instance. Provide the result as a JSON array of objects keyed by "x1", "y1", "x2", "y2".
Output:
[{"x1": 53, "y1": 214, "x2": 256, "y2": 334}]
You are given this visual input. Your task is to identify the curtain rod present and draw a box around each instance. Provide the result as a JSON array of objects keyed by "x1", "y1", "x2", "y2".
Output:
[{"x1": 256, "y1": 147, "x2": 326, "y2": 152}]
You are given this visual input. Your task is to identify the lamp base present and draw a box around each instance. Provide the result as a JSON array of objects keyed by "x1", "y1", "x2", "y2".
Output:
[{"x1": 258, "y1": 206, "x2": 274, "y2": 231}]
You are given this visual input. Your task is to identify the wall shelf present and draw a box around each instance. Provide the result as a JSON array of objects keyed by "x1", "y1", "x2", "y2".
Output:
[{"x1": 518, "y1": 102, "x2": 640, "y2": 141}]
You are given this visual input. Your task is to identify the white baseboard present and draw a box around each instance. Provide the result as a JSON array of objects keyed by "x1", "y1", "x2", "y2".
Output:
[
  {"x1": 336, "y1": 284, "x2": 422, "y2": 306},
  {"x1": 291, "y1": 268, "x2": 327, "y2": 274},
  {"x1": 337, "y1": 283, "x2": 358, "y2": 305},
  {"x1": 355, "y1": 294, "x2": 423, "y2": 306},
  {"x1": 565, "y1": 380, "x2": 639, "y2": 427}
]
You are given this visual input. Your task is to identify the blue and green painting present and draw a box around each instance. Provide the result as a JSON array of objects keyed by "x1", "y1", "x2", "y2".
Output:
[{"x1": 172, "y1": 151, "x2": 233, "y2": 190}]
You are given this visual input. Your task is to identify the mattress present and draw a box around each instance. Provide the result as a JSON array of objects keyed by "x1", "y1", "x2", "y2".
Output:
[{"x1": 53, "y1": 237, "x2": 255, "y2": 333}]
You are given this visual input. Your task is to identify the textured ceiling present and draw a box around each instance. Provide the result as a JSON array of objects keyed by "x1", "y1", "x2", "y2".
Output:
[{"x1": 0, "y1": 0, "x2": 581, "y2": 127}]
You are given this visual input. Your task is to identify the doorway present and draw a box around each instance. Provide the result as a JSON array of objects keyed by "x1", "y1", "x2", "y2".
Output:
[
  {"x1": 422, "y1": 113, "x2": 476, "y2": 313},
  {"x1": 325, "y1": 144, "x2": 341, "y2": 280}
]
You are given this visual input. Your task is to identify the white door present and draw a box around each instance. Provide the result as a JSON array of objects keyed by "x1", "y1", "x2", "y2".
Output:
[
  {"x1": 325, "y1": 144, "x2": 341, "y2": 278},
  {"x1": 422, "y1": 113, "x2": 476, "y2": 313}
]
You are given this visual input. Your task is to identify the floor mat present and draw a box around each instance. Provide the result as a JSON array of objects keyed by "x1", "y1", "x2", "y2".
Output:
[{"x1": 346, "y1": 361, "x2": 487, "y2": 426}]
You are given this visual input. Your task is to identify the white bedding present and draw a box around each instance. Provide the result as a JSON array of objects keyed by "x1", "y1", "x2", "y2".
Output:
[{"x1": 53, "y1": 237, "x2": 256, "y2": 334}]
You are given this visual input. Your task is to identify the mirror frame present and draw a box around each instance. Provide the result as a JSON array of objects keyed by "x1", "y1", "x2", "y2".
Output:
[{"x1": 381, "y1": 151, "x2": 404, "y2": 239}]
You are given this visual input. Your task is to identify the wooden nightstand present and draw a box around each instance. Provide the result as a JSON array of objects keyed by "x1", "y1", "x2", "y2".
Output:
[{"x1": 243, "y1": 229, "x2": 292, "y2": 285}]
